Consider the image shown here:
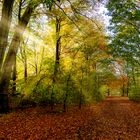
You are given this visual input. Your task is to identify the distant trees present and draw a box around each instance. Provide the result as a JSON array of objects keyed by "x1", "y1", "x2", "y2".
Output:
[{"x1": 107, "y1": 0, "x2": 140, "y2": 98}]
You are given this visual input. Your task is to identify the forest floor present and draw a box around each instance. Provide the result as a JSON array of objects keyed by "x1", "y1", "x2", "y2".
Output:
[{"x1": 1, "y1": 97, "x2": 140, "y2": 139}]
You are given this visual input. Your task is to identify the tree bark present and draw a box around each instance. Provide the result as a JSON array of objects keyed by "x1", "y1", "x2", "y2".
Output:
[
  {"x1": 24, "y1": 54, "x2": 28, "y2": 82},
  {"x1": 0, "y1": 0, "x2": 15, "y2": 69},
  {"x1": 54, "y1": 16, "x2": 61, "y2": 77},
  {"x1": 51, "y1": 16, "x2": 61, "y2": 110},
  {"x1": 20, "y1": 40, "x2": 28, "y2": 82},
  {"x1": 79, "y1": 67, "x2": 84, "y2": 109},
  {"x1": 33, "y1": 43, "x2": 38, "y2": 75},
  {"x1": 22, "y1": 43, "x2": 28, "y2": 82},
  {"x1": 12, "y1": 54, "x2": 16, "y2": 95},
  {"x1": 63, "y1": 75, "x2": 70, "y2": 112},
  {"x1": 0, "y1": 0, "x2": 15, "y2": 113},
  {"x1": 121, "y1": 76, "x2": 126, "y2": 97}
]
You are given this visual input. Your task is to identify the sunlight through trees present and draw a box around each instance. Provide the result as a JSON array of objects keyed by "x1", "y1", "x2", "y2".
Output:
[{"x1": 0, "y1": 0, "x2": 139, "y2": 113}]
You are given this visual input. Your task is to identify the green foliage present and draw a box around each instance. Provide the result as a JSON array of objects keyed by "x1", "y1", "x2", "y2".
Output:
[
  {"x1": 129, "y1": 71, "x2": 140, "y2": 101},
  {"x1": 129, "y1": 84, "x2": 140, "y2": 102},
  {"x1": 107, "y1": 0, "x2": 140, "y2": 100},
  {"x1": 43, "y1": 0, "x2": 54, "y2": 10},
  {"x1": 107, "y1": 0, "x2": 140, "y2": 64}
]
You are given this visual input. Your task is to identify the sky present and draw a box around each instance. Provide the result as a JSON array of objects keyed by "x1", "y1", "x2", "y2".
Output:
[
  {"x1": 95, "y1": 2, "x2": 112, "y2": 36},
  {"x1": 98, "y1": 5, "x2": 110, "y2": 27}
]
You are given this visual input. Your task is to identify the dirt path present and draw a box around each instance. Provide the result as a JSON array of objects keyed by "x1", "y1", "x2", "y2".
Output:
[
  {"x1": 86, "y1": 97, "x2": 140, "y2": 139},
  {"x1": 0, "y1": 97, "x2": 140, "y2": 139}
]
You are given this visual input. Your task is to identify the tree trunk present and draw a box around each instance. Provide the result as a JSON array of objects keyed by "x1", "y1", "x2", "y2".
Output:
[
  {"x1": 107, "y1": 88, "x2": 110, "y2": 96},
  {"x1": 0, "y1": 1, "x2": 39, "y2": 113},
  {"x1": 54, "y1": 16, "x2": 61, "y2": 77},
  {"x1": 122, "y1": 81, "x2": 125, "y2": 97},
  {"x1": 126, "y1": 76, "x2": 129, "y2": 97},
  {"x1": 126, "y1": 84, "x2": 129, "y2": 97},
  {"x1": 51, "y1": 16, "x2": 61, "y2": 110},
  {"x1": 20, "y1": 40, "x2": 28, "y2": 82},
  {"x1": 24, "y1": 57, "x2": 28, "y2": 82},
  {"x1": 63, "y1": 75, "x2": 70, "y2": 112},
  {"x1": 39, "y1": 47, "x2": 45, "y2": 74},
  {"x1": 33, "y1": 43, "x2": 38, "y2": 75},
  {"x1": 79, "y1": 68, "x2": 84, "y2": 109},
  {"x1": 12, "y1": 54, "x2": 16, "y2": 95},
  {"x1": 132, "y1": 67, "x2": 136, "y2": 86},
  {"x1": 63, "y1": 93, "x2": 68, "y2": 112},
  {"x1": 23, "y1": 44, "x2": 28, "y2": 82},
  {"x1": 0, "y1": 93, "x2": 9, "y2": 113},
  {"x1": 0, "y1": 0, "x2": 15, "y2": 69}
]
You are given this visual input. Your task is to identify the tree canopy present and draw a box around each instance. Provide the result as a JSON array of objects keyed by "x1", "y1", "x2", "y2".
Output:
[{"x1": 0, "y1": 0, "x2": 140, "y2": 113}]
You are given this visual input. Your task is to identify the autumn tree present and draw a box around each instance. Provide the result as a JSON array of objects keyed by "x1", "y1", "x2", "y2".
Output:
[{"x1": 0, "y1": 0, "x2": 108, "y2": 113}]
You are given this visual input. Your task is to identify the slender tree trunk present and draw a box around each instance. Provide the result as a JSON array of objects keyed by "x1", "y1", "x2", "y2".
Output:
[
  {"x1": 0, "y1": 0, "x2": 15, "y2": 69},
  {"x1": 63, "y1": 75, "x2": 70, "y2": 112},
  {"x1": 12, "y1": 54, "x2": 16, "y2": 95},
  {"x1": 51, "y1": 16, "x2": 61, "y2": 110},
  {"x1": 39, "y1": 47, "x2": 45, "y2": 74},
  {"x1": 79, "y1": 67, "x2": 84, "y2": 109},
  {"x1": 20, "y1": 40, "x2": 28, "y2": 82},
  {"x1": 33, "y1": 43, "x2": 38, "y2": 75},
  {"x1": 121, "y1": 77, "x2": 125, "y2": 96},
  {"x1": 54, "y1": 16, "x2": 61, "y2": 76},
  {"x1": 12, "y1": 0, "x2": 23, "y2": 91},
  {"x1": 24, "y1": 56, "x2": 28, "y2": 82},
  {"x1": 126, "y1": 83, "x2": 129, "y2": 97},
  {"x1": 107, "y1": 88, "x2": 110, "y2": 96},
  {"x1": 63, "y1": 93, "x2": 68, "y2": 112},
  {"x1": 132, "y1": 67, "x2": 136, "y2": 86},
  {"x1": 126, "y1": 75, "x2": 129, "y2": 97},
  {"x1": 23, "y1": 44, "x2": 28, "y2": 82}
]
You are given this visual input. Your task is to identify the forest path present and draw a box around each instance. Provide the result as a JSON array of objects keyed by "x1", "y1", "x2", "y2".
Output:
[
  {"x1": 1, "y1": 97, "x2": 140, "y2": 139},
  {"x1": 86, "y1": 97, "x2": 140, "y2": 139}
]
